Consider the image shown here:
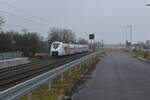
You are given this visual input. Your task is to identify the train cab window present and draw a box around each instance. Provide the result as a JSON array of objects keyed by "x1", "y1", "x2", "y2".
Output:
[{"x1": 53, "y1": 43, "x2": 60, "y2": 49}]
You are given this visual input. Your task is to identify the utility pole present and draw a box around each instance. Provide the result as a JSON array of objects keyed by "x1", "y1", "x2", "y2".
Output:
[
  {"x1": 126, "y1": 25, "x2": 132, "y2": 46},
  {"x1": 125, "y1": 26, "x2": 127, "y2": 43},
  {"x1": 93, "y1": 32, "x2": 96, "y2": 51},
  {"x1": 102, "y1": 40, "x2": 104, "y2": 49},
  {"x1": 129, "y1": 25, "x2": 132, "y2": 44}
]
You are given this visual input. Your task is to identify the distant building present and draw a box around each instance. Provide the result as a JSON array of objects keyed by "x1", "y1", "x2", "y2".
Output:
[
  {"x1": 132, "y1": 41, "x2": 145, "y2": 51},
  {"x1": 145, "y1": 40, "x2": 150, "y2": 47},
  {"x1": 137, "y1": 42, "x2": 145, "y2": 46}
]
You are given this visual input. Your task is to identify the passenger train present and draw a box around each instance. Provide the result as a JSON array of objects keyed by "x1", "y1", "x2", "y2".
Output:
[{"x1": 51, "y1": 42, "x2": 89, "y2": 57}]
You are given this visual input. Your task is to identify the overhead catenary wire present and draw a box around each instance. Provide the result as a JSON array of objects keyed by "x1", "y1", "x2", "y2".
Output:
[
  {"x1": 0, "y1": 0, "x2": 53, "y2": 35},
  {"x1": 5, "y1": 23, "x2": 48, "y2": 34},
  {"x1": 0, "y1": 0, "x2": 51, "y2": 26},
  {"x1": 0, "y1": 10, "x2": 49, "y2": 27},
  {"x1": 0, "y1": 10, "x2": 49, "y2": 34}
]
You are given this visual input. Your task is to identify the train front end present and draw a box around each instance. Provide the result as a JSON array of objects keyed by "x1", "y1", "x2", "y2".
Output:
[{"x1": 51, "y1": 42, "x2": 62, "y2": 57}]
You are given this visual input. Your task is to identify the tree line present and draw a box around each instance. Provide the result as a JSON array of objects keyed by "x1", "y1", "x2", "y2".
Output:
[
  {"x1": 0, "y1": 30, "x2": 48, "y2": 56},
  {"x1": 0, "y1": 17, "x2": 88, "y2": 57}
]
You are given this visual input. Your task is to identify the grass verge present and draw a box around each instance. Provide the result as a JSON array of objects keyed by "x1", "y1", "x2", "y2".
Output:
[{"x1": 130, "y1": 50, "x2": 150, "y2": 60}]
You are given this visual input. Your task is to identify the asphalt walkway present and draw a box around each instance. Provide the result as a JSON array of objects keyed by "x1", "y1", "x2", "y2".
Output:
[{"x1": 73, "y1": 52, "x2": 150, "y2": 100}]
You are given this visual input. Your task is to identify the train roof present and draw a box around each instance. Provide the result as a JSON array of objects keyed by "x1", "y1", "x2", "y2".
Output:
[{"x1": 52, "y1": 41, "x2": 88, "y2": 45}]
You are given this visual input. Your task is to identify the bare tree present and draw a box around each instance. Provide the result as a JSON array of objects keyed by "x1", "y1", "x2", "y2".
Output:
[
  {"x1": 61, "y1": 29, "x2": 75, "y2": 43},
  {"x1": 0, "y1": 31, "x2": 12, "y2": 52},
  {"x1": 48, "y1": 28, "x2": 76, "y2": 45},
  {"x1": 0, "y1": 30, "x2": 48, "y2": 56},
  {"x1": 21, "y1": 32, "x2": 44, "y2": 56},
  {"x1": 21, "y1": 28, "x2": 28, "y2": 34},
  {"x1": 0, "y1": 16, "x2": 5, "y2": 30},
  {"x1": 48, "y1": 28, "x2": 62, "y2": 45},
  {"x1": 78, "y1": 38, "x2": 88, "y2": 44}
]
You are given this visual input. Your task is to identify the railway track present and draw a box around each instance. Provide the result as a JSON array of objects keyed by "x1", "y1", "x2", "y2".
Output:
[{"x1": 0, "y1": 53, "x2": 89, "y2": 91}]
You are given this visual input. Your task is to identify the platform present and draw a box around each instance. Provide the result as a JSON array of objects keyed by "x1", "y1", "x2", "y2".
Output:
[{"x1": 0, "y1": 58, "x2": 29, "y2": 69}]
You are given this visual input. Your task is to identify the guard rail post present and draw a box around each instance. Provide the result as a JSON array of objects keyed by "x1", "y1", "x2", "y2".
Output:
[
  {"x1": 61, "y1": 74, "x2": 64, "y2": 83},
  {"x1": 48, "y1": 80, "x2": 52, "y2": 91},
  {"x1": 75, "y1": 65, "x2": 78, "y2": 71},
  {"x1": 28, "y1": 92, "x2": 32, "y2": 100},
  {"x1": 68, "y1": 69, "x2": 72, "y2": 76},
  {"x1": 78, "y1": 64, "x2": 81, "y2": 70}
]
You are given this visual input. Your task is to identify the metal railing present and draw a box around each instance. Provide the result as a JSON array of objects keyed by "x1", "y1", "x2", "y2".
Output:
[{"x1": 0, "y1": 51, "x2": 100, "y2": 100}]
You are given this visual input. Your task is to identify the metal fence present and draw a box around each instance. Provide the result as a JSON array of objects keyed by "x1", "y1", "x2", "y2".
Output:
[
  {"x1": 0, "y1": 51, "x2": 100, "y2": 100},
  {"x1": 0, "y1": 52, "x2": 22, "y2": 60}
]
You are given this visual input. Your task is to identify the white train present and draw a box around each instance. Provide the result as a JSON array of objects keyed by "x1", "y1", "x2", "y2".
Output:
[{"x1": 51, "y1": 42, "x2": 89, "y2": 57}]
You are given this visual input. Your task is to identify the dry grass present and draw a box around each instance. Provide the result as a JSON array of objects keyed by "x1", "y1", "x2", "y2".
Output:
[{"x1": 130, "y1": 51, "x2": 150, "y2": 60}]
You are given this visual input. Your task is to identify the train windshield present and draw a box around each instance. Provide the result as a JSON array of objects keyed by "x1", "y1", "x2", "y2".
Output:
[{"x1": 52, "y1": 43, "x2": 60, "y2": 49}]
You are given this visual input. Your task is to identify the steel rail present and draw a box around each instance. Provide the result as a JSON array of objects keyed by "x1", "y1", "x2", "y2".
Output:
[
  {"x1": 0, "y1": 51, "x2": 100, "y2": 100},
  {"x1": 0, "y1": 53, "x2": 88, "y2": 91}
]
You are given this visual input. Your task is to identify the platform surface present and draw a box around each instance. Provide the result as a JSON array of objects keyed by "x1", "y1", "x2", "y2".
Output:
[
  {"x1": 0, "y1": 58, "x2": 27, "y2": 62},
  {"x1": 0, "y1": 57, "x2": 29, "y2": 69}
]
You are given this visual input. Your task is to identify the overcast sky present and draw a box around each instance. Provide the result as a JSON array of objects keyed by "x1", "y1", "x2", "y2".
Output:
[{"x1": 0, "y1": 0, "x2": 150, "y2": 44}]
